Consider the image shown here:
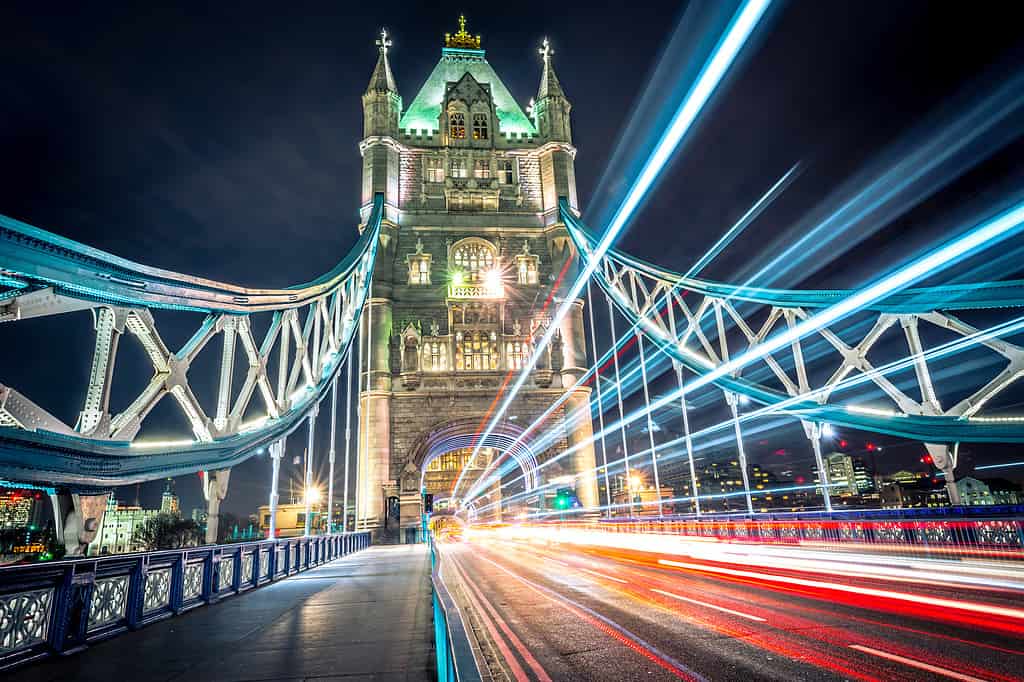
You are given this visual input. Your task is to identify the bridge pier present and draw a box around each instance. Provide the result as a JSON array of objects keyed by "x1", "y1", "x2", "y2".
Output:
[
  {"x1": 204, "y1": 468, "x2": 231, "y2": 544},
  {"x1": 52, "y1": 490, "x2": 108, "y2": 556},
  {"x1": 925, "y1": 443, "x2": 961, "y2": 505}
]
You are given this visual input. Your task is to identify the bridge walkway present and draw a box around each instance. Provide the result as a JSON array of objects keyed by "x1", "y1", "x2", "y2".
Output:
[{"x1": 21, "y1": 545, "x2": 434, "y2": 682}]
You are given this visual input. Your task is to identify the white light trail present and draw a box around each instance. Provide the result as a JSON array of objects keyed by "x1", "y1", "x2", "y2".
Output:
[{"x1": 452, "y1": 0, "x2": 775, "y2": 505}]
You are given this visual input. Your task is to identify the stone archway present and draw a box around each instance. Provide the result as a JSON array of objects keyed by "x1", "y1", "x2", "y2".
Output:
[{"x1": 398, "y1": 416, "x2": 543, "y2": 529}]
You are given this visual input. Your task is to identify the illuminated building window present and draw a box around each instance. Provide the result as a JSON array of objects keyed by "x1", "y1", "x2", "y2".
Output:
[
  {"x1": 406, "y1": 238, "x2": 432, "y2": 285},
  {"x1": 450, "y1": 158, "x2": 467, "y2": 179},
  {"x1": 449, "y1": 112, "x2": 466, "y2": 139},
  {"x1": 451, "y1": 239, "x2": 496, "y2": 283},
  {"x1": 515, "y1": 240, "x2": 540, "y2": 285},
  {"x1": 472, "y1": 113, "x2": 488, "y2": 140},
  {"x1": 421, "y1": 340, "x2": 447, "y2": 371},
  {"x1": 474, "y1": 159, "x2": 491, "y2": 179},
  {"x1": 497, "y1": 159, "x2": 515, "y2": 184},
  {"x1": 425, "y1": 156, "x2": 444, "y2": 183},
  {"x1": 505, "y1": 339, "x2": 531, "y2": 370},
  {"x1": 455, "y1": 331, "x2": 499, "y2": 371}
]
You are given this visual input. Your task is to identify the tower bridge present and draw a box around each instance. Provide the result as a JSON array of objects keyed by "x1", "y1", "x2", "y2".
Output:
[{"x1": 2, "y1": 7, "x2": 1024, "y2": 680}]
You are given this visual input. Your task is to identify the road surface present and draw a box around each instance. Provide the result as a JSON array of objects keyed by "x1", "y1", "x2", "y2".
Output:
[{"x1": 439, "y1": 533, "x2": 1024, "y2": 681}]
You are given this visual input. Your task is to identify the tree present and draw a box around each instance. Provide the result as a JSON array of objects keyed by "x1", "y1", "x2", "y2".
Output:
[{"x1": 132, "y1": 513, "x2": 203, "y2": 550}]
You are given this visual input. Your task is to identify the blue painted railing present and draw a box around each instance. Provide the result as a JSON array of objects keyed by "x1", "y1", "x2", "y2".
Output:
[
  {"x1": 0, "y1": 532, "x2": 370, "y2": 671},
  {"x1": 429, "y1": 534, "x2": 481, "y2": 682}
]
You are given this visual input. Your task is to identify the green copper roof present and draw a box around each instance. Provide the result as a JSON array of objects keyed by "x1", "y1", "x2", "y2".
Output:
[{"x1": 399, "y1": 48, "x2": 536, "y2": 136}]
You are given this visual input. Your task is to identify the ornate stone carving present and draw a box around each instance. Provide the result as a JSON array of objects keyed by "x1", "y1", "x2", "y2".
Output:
[{"x1": 182, "y1": 563, "x2": 203, "y2": 600}]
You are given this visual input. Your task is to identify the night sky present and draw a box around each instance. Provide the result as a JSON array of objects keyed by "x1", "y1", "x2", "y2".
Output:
[{"x1": 2, "y1": 1, "x2": 1023, "y2": 516}]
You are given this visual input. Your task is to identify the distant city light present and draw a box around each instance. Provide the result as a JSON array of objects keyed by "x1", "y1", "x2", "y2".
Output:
[{"x1": 821, "y1": 423, "x2": 834, "y2": 437}]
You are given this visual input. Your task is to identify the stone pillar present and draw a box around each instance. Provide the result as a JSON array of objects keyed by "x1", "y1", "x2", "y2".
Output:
[
  {"x1": 356, "y1": 299, "x2": 393, "y2": 533},
  {"x1": 925, "y1": 443, "x2": 961, "y2": 505},
  {"x1": 204, "y1": 469, "x2": 231, "y2": 544},
  {"x1": 559, "y1": 299, "x2": 588, "y2": 388},
  {"x1": 54, "y1": 490, "x2": 109, "y2": 557},
  {"x1": 563, "y1": 388, "x2": 600, "y2": 511}
]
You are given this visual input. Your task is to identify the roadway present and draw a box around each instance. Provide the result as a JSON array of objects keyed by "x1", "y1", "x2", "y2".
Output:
[{"x1": 439, "y1": 533, "x2": 1024, "y2": 681}]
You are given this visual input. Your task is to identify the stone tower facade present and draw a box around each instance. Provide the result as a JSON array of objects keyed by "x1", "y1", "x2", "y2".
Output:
[{"x1": 356, "y1": 19, "x2": 598, "y2": 535}]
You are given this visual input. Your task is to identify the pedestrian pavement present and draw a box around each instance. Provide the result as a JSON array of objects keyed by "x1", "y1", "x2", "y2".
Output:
[{"x1": 21, "y1": 544, "x2": 435, "y2": 682}]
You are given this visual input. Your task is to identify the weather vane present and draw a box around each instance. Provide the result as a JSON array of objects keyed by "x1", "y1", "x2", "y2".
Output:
[
  {"x1": 376, "y1": 27, "x2": 391, "y2": 55},
  {"x1": 539, "y1": 37, "x2": 553, "y2": 63}
]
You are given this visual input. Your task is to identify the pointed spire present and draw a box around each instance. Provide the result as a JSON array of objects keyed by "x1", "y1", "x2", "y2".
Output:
[
  {"x1": 537, "y1": 37, "x2": 565, "y2": 100},
  {"x1": 366, "y1": 27, "x2": 397, "y2": 94}
]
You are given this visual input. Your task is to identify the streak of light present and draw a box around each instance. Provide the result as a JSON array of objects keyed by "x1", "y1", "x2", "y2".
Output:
[
  {"x1": 846, "y1": 645, "x2": 987, "y2": 682},
  {"x1": 656, "y1": 558, "x2": 1024, "y2": 622},
  {"x1": 456, "y1": 0, "x2": 774, "y2": 505},
  {"x1": 650, "y1": 588, "x2": 767, "y2": 622},
  {"x1": 977, "y1": 461, "x2": 1024, "y2": 470}
]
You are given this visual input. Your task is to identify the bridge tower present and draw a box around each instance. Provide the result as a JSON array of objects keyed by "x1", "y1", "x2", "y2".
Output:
[{"x1": 355, "y1": 18, "x2": 598, "y2": 537}]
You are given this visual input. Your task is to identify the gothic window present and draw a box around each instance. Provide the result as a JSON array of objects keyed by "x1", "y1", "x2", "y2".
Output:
[
  {"x1": 421, "y1": 340, "x2": 447, "y2": 371},
  {"x1": 474, "y1": 159, "x2": 491, "y2": 179},
  {"x1": 506, "y1": 339, "x2": 531, "y2": 370},
  {"x1": 450, "y1": 239, "x2": 496, "y2": 283},
  {"x1": 455, "y1": 330, "x2": 499, "y2": 371},
  {"x1": 497, "y1": 159, "x2": 516, "y2": 185},
  {"x1": 449, "y1": 112, "x2": 466, "y2": 139},
  {"x1": 406, "y1": 239, "x2": 432, "y2": 285},
  {"x1": 472, "y1": 113, "x2": 489, "y2": 140},
  {"x1": 425, "y1": 156, "x2": 444, "y2": 183},
  {"x1": 515, "y1": 241, "x2": 540, "y2": 285},
  {"x1": 450, "y1": 158, "x2": 467, "y2": 179}
]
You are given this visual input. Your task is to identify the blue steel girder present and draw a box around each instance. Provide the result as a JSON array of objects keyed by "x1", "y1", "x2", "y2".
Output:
[
  {"x1": 561, "y1": 199, "x2": 1024, "y2": 443},
  {"x1": 0, "y1": 194, "x2": 384, "y2": 489}
]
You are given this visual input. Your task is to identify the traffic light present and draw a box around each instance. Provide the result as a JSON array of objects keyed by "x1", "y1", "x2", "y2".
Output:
[
  {"x1": 553, "y1": 488, "x2": 576, "y2": 510},
  {"x1": 423, "y1": 493, "x2": 434, "y2": 513}
]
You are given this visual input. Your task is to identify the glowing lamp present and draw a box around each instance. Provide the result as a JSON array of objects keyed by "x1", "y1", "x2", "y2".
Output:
[
  {"x1": 485, "y1": 268, "x2": 502, "y2": 290},
  {"x1": 451, "y1": 270, "x2": 465, "y2": 286},
  {"x1": 305, "y1": 486, "x2": 322, "y2": 504}
]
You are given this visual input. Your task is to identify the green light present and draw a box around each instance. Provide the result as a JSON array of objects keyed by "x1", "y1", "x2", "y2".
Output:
[{"x1": 452, "y1": 270, "x2": 465, "y2": 286}]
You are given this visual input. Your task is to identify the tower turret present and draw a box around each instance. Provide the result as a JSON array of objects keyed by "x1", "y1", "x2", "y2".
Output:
[
  {"x1": 534, "y1": 38, "x2": 572, "y2": 143},
  {"x1": 362, "y1": 28, "x2": 401, "y2": 138}
]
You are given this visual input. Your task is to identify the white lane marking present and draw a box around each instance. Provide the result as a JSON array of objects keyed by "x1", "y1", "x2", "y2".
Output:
[
  {"x1": 848, "y1": 644, "x2": 989, "y2": 682},
  {"x1": 657, "y1": 559, "x2": 1024, "y2": 621},
  {"x1": 650, "y1": 588, "x2": 767, "y2": 622},
  {"x1": 581, "y1": 568, "x2": 628, "y2": 584}
]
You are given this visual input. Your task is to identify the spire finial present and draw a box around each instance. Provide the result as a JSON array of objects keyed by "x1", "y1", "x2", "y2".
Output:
[
  {"x1": 445, "y1": 14, "x2": 482, "y2": 49},
  {"x1": 376, "y1": 27, "x2": 392, "y2": 55},
  {"x1": 540, "y1": 37, "x2": 553, "y2": 63}
]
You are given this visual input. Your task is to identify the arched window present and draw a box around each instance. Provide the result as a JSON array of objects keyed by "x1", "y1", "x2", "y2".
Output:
[
  {"x1": 420, "y1": 340, "x2": 447, "y2": 371},
  {"x1": 472, "y1": 113, "x2": 488, "y2": 140},
  {"x1": 450, "y1": 239, "x2": 497, "y2": 283},
  {"x1": 506, "y1": 339, "x2": 531, "y2": 370},
  {"x1": 449, "y1": 112, "x2": 466, "y2": 139},
  {"x1": 455, "y1": 331, "x2": 499, "y2": 371}
]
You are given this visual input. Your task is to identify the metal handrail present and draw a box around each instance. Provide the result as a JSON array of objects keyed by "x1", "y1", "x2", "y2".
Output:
[
  {"x1": 0, "y1": 531, "x2": 371, "y2": 671},
  {"x1": 429, "y1": 535, "x2": 482, "y2": 682}
]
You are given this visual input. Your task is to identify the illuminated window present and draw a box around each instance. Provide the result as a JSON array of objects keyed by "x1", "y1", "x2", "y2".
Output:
[
  {"x1": 450, "y1": 158, "x2": 467, "y2": 179},
  {"x1": 449, "y1": 112, "x2": 466, "y2": 139},
  {"x1": 506, "y1": 340, "x2": 531, "y2": 370},
  {"x1": 472, "y1": 113, "x2": 488, "y2": 140},
  {"x1": 425, "y1": 156, "x2": 444, "y2": 183},
  {"x1": 406, "y1": 239, "x2": 432, "y2": 285},
  {"x1": 451, "y1": 239, "x2": 496, "y2": 283},
  {"x1": 474, "y1": 159, "x2": 491, "y2": 179},
  {"x1": 421, "y1": 340, "x2": 447, "y2": 371},
  {"x1": 497, "y1": 159, "x2": 515, "y2": 184},
  {"x1": 456, "y1": 331, "x2": 499, "y2": 371},
  {"x1": 425, "y1": 448, "x2": 490, "y2": 472}
]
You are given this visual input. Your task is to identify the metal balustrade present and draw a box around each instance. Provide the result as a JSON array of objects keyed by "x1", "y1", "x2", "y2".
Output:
[
  {"x1": 0, "y1": 532, "x2": 370, "y2": 672},
  {"x1": 429, "y1": 534, "x2": 482, "y2": 682}
]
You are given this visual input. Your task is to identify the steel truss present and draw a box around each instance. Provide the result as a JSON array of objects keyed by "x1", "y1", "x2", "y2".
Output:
[
  {"x1": 0, "y1": 195, "x2": 383, "y2": 487},
  {"x1": 562, "y1": 200, "x2": 1024, "y2": 445}
]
